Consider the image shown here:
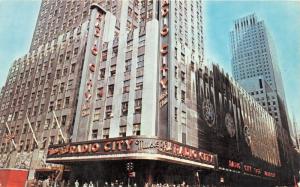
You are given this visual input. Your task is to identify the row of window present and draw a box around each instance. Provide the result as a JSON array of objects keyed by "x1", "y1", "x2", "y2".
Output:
[
  {"x1": 103, "y1": 99, "x2": 142, "y2": 119},
  {"x1": 92, "y1": 123, "x2": 141, "y2": 140}
]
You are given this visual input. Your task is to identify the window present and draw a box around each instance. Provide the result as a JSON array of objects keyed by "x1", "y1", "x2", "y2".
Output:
[
  {"x1": 13, "y1": 111, "x2": 18, "y2": 121},
  {"x1": 52, "y1": 85, "x2": 57, "y2": 95},
  {"x1": 74, "y1": 47, "x2": 79, "y2": 55},
  {"x1": 181, "y1": 90, "x2": 185, "y2": 103},
  {"x1": 112, "y1": 47, "x2": 118, "y2": 57},
  {"x1": 63, "y1": 68, "x2": 68, "y2": 76},
  {"x1": 135, "y1": 99, "x2": 142, "y2": 113},
  {"x1": 102, "y1": 51, "x2": 108, "y2": 61},
  {"x1": 33, "y1": 106, "x2": 38, "y2": 116},
  {"x1": 137, "y1": 55, "x2": 144, "y2": 68},
  {"x1": 71, "y1": 64, "x2": 76, "y2": 73},
  {"x1": 93, "y1": 108, "x2": 101, "y2": 121},
  {"x1": 56, "y1": 99, "x2": 62, "y2": 110},
  {"x1": 106, "y1": 105, "x2": 113, "y2": 118},
  {"x1": 97, "y1": 87, "x2": 104, "y2": 99},
  {"x1": 175, "y1": 86, "x2": 178, "y2": 99},
  {"x1": 99, "y1": 69, "x2": 105, "y2": 79},
  {"x1": 49, "y1": 101, "x2": 54, "y2": 112},
  {"x1": 52, "y1": 119, "x2": 57, "y2": 129},
  {"x1": 136, "y1": 82, "x2": 143, "y2": 90},
  {"x1": 137, "y1": 60, "x2": 144, "y2": 68},
  {"x1": 56, "y1": 69, "x2": 61, "y2": 79},
  {"x1": 92, "y1": 129, "x2": 98, "y2": 139},
  {"x1": 42, "y1": 88, "x2": 48, "y2": 98},
  {"x1": 119, "y1": 126, "x2": 126, "y2": 137},
  {"x1": 59, "y1": 54, "x2": 64, "y2": 64},
  {"x1": 122, "y1": 102, "x2": 128, "y2": 116},
  {"x1": 36, "y1": 121, "x2": 41, "y2": 131},
  {"x1": 181, "y1": 71, "x2": 185, "y2": 82},
  {"x1": 181, "y1": 111, "x2": 187, "y2": 124},
  {"x1": 182, "y1": 132, "x2": 186, "y2": 144},
  {"x1": 49, "y1": 136, "x2": 55, "y2": 145},
  {"x1": 108, "y1": 85, "x2": 114, "y2": 96},
  {"x1": 175, "y1": 66, "x2": 178, "y2": 78},
  {"x1": 44, "y1": 119, "x2": 50, "y2": 130},
  {"x1": 123, "y1": 85, "x2": 130, "y2": 93},
  {"x1": 175, "y1": 107, "x2": 178, "y2": 121},
  {"x1": 103, "y1": 128, "x2": 109, "y2": 139},
  {"x1": 125, "y1": 59, "x2": 131, "y2": 72},
  {"x1": 25, "y1": 139, "x2": 30, "y2": 151},
  {"x1": 133, "y1": 123, "x2": 141, "y2": 136},
  {"x1": 110, "y1": 65, "x2": 116, "y2": 77},
  {"x1": 60, "y1": 83, "x2": 65, "y2": 93},
  {"x1": 61, "y1": 115, "x2": 67, "y2": 126},
  {"x1": 22, "y1": 124, "x2": 28, "y2": 134},
  {"x1": 65, "y1": 97, "x2": 70, "y2": 107},
  {"x1": 47, "y1": 73, "x2": 51, "y2": 82}
]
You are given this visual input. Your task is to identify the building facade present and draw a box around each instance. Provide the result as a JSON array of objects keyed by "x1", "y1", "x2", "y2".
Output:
[
  {"x1": 230, "y1": 14, "x2": 298, "y2": 185},
  {"x1": 0, "y1": 0, "x2": 206, "y2": 184},
  {"x1": 0, "y1": 1, "x2": 289, "y2": 186},
  {"x1": 230, "y1": 14, "x2": 287, "y2": 126}
]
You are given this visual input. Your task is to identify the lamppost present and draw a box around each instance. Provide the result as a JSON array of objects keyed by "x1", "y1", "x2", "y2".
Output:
[{"x1": 126, "y1": 162, "x2": 134, "y2": 187}]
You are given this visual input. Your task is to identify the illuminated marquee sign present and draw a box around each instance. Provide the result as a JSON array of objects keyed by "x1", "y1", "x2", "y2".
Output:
[
  {"x1": 159, "y1": 0, "x2": 169, "y2": 108},
  {"x1": 47, "y1": 137, "x2": 217, "y2": 167},
  {"x1": 227, "y1": 160, "x2": 276, "y2": 178},
  {"x1": 81, "y1": 11, "x2": 104, "y2": 117}
]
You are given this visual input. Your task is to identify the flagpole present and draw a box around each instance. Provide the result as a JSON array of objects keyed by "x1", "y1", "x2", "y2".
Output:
[
  {"x1": 52, "y1": 111, "x2": 66, "y2": 143},
  {"x1": 5, "y1": 122, "x2": 17, "y2": 149},
  {"x1": 26, "y1": 113, "x2": 39, "y2": 147}
]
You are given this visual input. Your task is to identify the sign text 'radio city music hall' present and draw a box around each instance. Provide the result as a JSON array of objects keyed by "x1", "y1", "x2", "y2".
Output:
[{"x1": 47, "y1": 137, "x2": 216, "y2": 166}]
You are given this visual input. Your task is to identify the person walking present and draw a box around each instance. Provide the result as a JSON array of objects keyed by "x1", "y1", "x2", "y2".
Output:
[
  {"x1": 75, "y1": 180, "x2": 80, "y2": 187},
  {"x1": 88, "y1": 181, "x2": 94, "y2": 187},
  {"x1": 83, "y1": 182, "x2": 88, "y2": 187}
]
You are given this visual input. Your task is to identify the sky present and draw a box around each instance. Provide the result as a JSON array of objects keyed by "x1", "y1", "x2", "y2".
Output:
[
  {"x1": 0, "y1": 0, "x2": 299, "y2": 132},
  {"x1": 0, "y1": 0, "x2": 41, "y2": 87}
]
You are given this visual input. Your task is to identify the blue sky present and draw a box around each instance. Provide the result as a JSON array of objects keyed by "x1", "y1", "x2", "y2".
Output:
[
  {"x1": 0, "y1": 0, "x2": 299, "y2": 132},
  {"x1": 0, "y1": 0, "x2": 41, "y2": 87}
]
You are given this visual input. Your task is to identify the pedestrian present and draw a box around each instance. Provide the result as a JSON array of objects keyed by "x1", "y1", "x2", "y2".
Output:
[
  {"x1": 89, "y1": 181, "x2": 94, "y2": 187},
  {"x1": 42, "y1": 178, "x2": 49, "y2": 187},
  {"x1": 75, "y1": 180, "x2": 80, "y2": 187},
  {"x1": 83, "y1": 182, "x2": 88, "y2": 187},
  {"x1": 61, "y1": 180, "x2": 65, "y2": 187}
]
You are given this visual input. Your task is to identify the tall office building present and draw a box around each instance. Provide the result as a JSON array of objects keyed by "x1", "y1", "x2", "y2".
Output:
[
  {"x1": 230, "y1": 14, "x2": 295, "y2": 140},
  {"x1": 230, "y1": 14, "x2": 287, "y2": 125},
  {"x1": 230, "y1": 14, "x2": 297, "y2": 184}
]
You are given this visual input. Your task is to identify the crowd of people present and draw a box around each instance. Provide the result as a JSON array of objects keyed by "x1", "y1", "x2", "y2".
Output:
[
  {"x1": 26, "y1": 178, "x2": 195, "y2": 187},
  {"x1": 26, "y1": 177, "x2": 70, "y2": 187}
]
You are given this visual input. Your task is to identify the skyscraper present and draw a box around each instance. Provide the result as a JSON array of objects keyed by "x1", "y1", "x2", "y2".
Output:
[
  {"x1": 230, "y1": 14, "x2": 296, "y2": 184},
  {"x1": 230, "y1": 14, "x2": 289, "y2": 129}
]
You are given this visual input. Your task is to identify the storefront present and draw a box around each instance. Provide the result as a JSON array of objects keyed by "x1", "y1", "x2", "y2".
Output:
[{"x1": 46, "y1": 136, "x2": 218, "y2": 186}]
